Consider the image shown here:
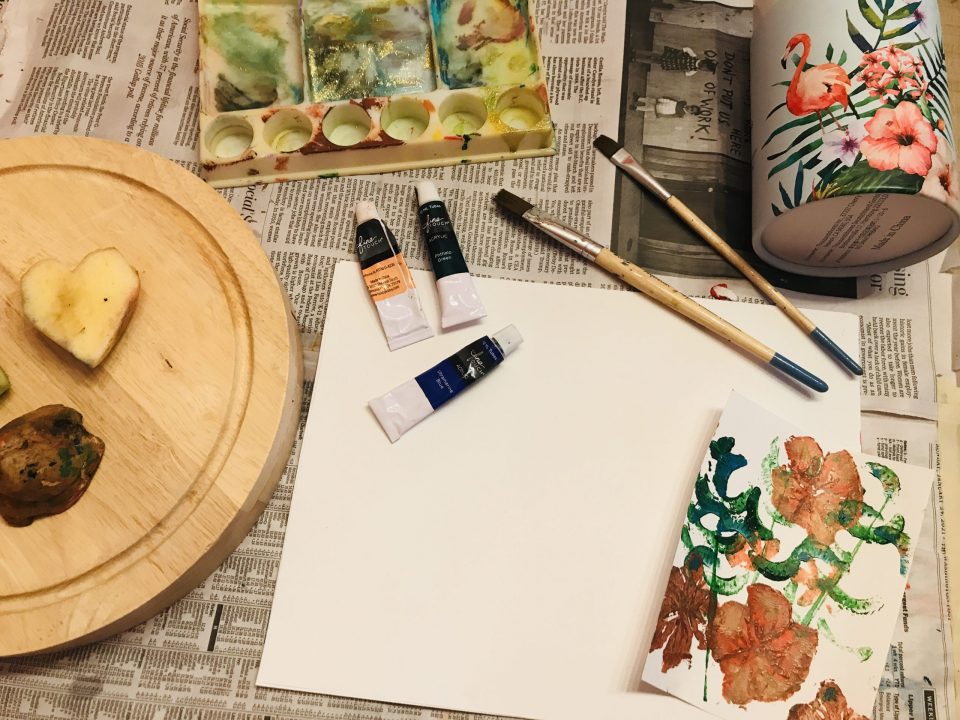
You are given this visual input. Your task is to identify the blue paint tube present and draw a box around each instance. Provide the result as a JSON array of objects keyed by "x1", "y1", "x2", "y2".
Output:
[{"x1": 369, "y1": 325, "x2": 523, "y2": 442}]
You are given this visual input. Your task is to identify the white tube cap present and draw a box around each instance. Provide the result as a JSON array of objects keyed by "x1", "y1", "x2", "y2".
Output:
[
  {"x1": 355, "y1": 200, "x2": 381, "y2": 225},
  {"x1": 493, "y1": 325, "x2": 523, "y2": 357},
  {"x1": 414, "y1": 180, "x2": 441, "y2": 205}
]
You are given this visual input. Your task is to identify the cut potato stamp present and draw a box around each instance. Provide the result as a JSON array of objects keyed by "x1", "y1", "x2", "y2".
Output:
[{"x1": 21, "y1": 247, "x2": 140, "y2": 368}]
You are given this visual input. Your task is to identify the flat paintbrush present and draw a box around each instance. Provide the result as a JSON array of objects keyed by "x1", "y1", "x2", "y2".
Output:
[
  {"x1": 494, "y1": 189, "x2": 828, "y2": 393},
  {"x1": 593, "y1": 134, "x2": 863, "y2": 377}
]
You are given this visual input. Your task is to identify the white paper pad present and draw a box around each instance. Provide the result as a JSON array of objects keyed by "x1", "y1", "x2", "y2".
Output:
[{"x1": 258, "y1": 262, "x2": 862, "y2": 720}]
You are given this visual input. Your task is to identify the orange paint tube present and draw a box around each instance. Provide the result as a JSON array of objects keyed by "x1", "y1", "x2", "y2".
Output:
[{"x1": 355, "y1": 201, "x2": 434, "y2": 351}]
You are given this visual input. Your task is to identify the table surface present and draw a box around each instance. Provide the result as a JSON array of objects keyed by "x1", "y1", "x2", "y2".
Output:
[{"x1": 0, "y1": 0, "x2": 957, "y2": 717}]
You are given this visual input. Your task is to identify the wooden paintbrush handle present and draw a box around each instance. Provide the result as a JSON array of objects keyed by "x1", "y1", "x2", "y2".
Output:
[
  {"x1": 594, "y1": 249, "x2": 775, "y2": 363},
  {"x1": 665, "y1": 196, "x2": 817, "y2": 334}
]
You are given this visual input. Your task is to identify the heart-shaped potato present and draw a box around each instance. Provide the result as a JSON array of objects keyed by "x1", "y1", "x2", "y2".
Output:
[{"x1": 21, "y1": 248, "x2": 140, "y2": 368}]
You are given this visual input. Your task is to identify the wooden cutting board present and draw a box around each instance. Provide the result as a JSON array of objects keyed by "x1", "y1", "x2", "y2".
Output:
[{"x1": 0, "y1": 136, "x2": 303, "y2": 656}]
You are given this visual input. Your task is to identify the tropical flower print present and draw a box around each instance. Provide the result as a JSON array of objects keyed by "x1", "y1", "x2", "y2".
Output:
[
  {"x1": 771, "y1": 437, "x2": 863, "y2": 546},
  {"x1": 860, "y1": 101, "x2": 938, "y2": 176},
  {"x1": 825, "y1": 117, "x2": 869, "y2": 166},
  {"x1": 786, "y1": 680, "x2": 869, "y2": 720},
  {"x1": 765, "y1": 1, "x2": 954, "y2": 217},
  {"x1": 858, "y1": 46, "x2": 929, "y2": 105},
  {"x1": 707, "y1": 584, "x2": 819, "y2": 705},
  {"x1": 650, "y1": 554, "x2": 711, "y2": 672},
  {"x1": 921, "y1": 143, "x2": 960, "y2": 203}
]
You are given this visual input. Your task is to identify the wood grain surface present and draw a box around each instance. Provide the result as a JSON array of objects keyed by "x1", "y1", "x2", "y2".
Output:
[{"x1": 0, "y1": 136, "x2": 303, "y2": 656}]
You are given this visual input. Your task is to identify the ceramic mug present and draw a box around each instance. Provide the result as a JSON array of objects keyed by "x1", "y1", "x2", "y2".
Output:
[{"x1": 752, "y1": 0, "x2": 959, "y2": 277}]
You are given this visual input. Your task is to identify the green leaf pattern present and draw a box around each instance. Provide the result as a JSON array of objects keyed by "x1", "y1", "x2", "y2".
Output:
[{"x1": 670, "y1": 436, "x2": 912, "y2": 671}]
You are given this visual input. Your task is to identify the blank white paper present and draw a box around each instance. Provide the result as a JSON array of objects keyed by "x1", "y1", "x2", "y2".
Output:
[{"x1": 258, "y1": 262, "x2": 862, "y2": 720}]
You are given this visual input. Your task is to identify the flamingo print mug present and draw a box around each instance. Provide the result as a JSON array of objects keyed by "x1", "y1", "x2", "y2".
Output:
[{"x1": 752, "y1": 0, "x2": 958, "y2": 277}]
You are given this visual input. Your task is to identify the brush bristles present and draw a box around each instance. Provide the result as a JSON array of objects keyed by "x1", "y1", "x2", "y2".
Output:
[
  {"x1": 494, "y1": 189, "x2": 534, "y2": 217},
  {"x1": 593, "y1": 135, "x2": 622, "y2": 160}
]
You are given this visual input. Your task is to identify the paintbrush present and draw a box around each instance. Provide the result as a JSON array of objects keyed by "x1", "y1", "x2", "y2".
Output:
[
  {"x1": 592, "y1": 135, "x2": 863, "y2": 377},
  {"x1": 494, "y1": 189, "x2": 829, "y2": 393}
]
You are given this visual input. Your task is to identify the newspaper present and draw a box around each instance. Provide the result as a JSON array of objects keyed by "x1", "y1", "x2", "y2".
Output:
[
  {"x1": 861, "y1": 414, "x2": 956, "y2": 720},
  {"x1": 0, "y1": 1, "x2": 954, "y2": 719}
]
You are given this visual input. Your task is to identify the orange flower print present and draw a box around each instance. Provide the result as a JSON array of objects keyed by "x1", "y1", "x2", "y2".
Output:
[
  {"x1": 787, "y1": 680, "x2": 869, "y2": 720},
  {"x1": 708, "y1": 584, "x2": 818, "y2": 705},
  {"x1": 860, "y1": 101, "x2": 938, "y2": 176},
  {"x1": 726, "y1": 537, "x2": 781, "y2": 571},
  {"x1": 792, "y1": 559, "x2": 840, "y2": 607},
  {"x1": 772, "y1": 437, "x2": 863, "y2": 546},
  {"x1": 649, "y1": 555, "x2": 711, "y2": 672}
]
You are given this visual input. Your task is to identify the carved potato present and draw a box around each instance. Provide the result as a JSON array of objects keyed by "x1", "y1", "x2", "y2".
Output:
[{"x1": 22, "y1": 248, "x2": 140, "y2": 368}]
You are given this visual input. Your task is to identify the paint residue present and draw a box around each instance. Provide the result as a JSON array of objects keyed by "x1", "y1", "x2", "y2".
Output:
[
  {"x1": 431, "y1": 0, "x2": 539, "y2": 88},
  {"x1": 302, "y1": 0, "x2": 436, "y2": 102},
  {"x1": 200, "y1": 2, "x2": 305, "y2": 112}
]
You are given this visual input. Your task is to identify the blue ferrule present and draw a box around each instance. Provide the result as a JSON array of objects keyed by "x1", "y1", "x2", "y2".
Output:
[
  {"x1": 770, "y1": 353, "x2": 829, "y2": 393},
  {"x1": 810, "y1": 328, "x2": 863, "y2": 376}
]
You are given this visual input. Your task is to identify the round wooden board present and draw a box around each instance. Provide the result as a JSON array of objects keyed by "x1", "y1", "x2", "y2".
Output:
[{"x1": 0, "y1": 136, "x2": 303, "y2": 656}]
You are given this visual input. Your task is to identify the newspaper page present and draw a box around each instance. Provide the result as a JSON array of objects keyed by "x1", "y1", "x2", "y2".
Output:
[
  {"x1": 861, "y1": 414, "x2": 956, "y2": 720},
  {"x1": 613, "y1": 0, "x2": 860, "y2": 298},
  {"x1": 0, "y1": 1, "x2": 954, "y2": 719}
]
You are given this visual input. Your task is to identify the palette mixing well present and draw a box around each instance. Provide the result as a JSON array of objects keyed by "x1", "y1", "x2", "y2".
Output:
[{"x1": 198, "y1": 0, "x2": 555, "y2": 188}]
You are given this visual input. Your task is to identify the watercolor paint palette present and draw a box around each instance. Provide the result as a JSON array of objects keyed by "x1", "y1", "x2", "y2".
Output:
[{"x1": 197, "y1": 0, "x2": 555, "y2": 188}]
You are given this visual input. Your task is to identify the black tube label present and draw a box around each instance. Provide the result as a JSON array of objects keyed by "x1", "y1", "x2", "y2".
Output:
[
  {"x1": 414, "y1": 337, "x2": 504, "y2": 410},
  {"x1": 418, "y1": 200, "x2": 470, "y2": 279},
  {"x1": 356, "y1": 218, "x2": 402, "y2": 270}
]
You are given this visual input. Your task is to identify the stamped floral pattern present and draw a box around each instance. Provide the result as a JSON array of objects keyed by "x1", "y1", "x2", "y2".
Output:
[
  {"x1": 646, "y1": 432, "x2": 910, "y2": 714},
  {"x1": 649, "y1": 554, "x2": 711, "y2": 672},
  {"x1": 708, "y1": 584, "x2": 819, "y2": 705},
  {"x1": 786, "y1": 680, "x2": 870, "y2": 720}
]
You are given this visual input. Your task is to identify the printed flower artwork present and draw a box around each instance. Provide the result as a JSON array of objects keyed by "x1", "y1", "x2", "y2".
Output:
[
  {"x1": 726, "y1": 537, "x2": 780, "y2": 571},
  {"x1": 771, "y1": 437, "x2": 862, "y2": 546},
  {"x1": 764, "y1": 0, "x2": 956, "y2": 217},
  {"x1": 792, "y1": 559, "x2": 837, "y2": 607},
  {"x1": 708, "y1": 585, "x2": 819, "y2": 705},
  {"x1": 649, "y1": 554, "x2": 711, "y2": 672},
  {"x1": 641, "y1": 393, "x2": 935, "y2": 720},
  {"x1": 786, "y1": 680, "x2": 870, "y2": 720}
]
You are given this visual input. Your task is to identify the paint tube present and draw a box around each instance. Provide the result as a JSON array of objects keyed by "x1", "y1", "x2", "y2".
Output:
[
  {"x1": 369, "y1": 325, "x2": 523, "y2": 442},
  {"x1": 355, "y1": 200, "x2": 434, "y2": 351},
  {"x1": 415, "y1": 181, "x2": 487, "y2": 329}
]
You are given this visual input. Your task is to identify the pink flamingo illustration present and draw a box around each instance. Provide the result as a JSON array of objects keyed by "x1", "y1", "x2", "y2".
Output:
[{"x1": 781, "y1": 33, "x2": 852, "y2": 133}]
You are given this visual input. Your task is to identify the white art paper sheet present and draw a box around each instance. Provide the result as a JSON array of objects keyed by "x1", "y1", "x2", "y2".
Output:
[
  {"x1": 259, "y1": 262, "x2": 863, "y2": 720},
  {"x1": 642, "y1": 393, "x2": 934, "y2": 720}
]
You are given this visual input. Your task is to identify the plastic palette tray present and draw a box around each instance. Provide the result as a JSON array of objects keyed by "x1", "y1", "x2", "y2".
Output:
[{"x1": 198, "y1": 0, "x2": 556, "y2": 188}]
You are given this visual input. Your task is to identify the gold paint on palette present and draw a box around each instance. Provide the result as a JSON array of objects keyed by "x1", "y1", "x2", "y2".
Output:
[
  {"x1": 197, "y1": 0, "x2": 556, "y2": 188},
  {"x1": 303, "y1": 0, "x2": 436, "y2": 102}
]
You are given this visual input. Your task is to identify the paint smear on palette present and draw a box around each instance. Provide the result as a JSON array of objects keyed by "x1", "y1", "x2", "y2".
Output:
[
  {"x1": 430, "y1": 0, "x2": 538, "y2": 89},
  {"x1": 641, "y1": 391, "x2": 933, "y2": 720},
  {"x1": 200, "y1": 0, "x2": 305, "y2": 112},
  {"x1": 302, "y1": 0, "x2": 437, "y2": 102}
]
